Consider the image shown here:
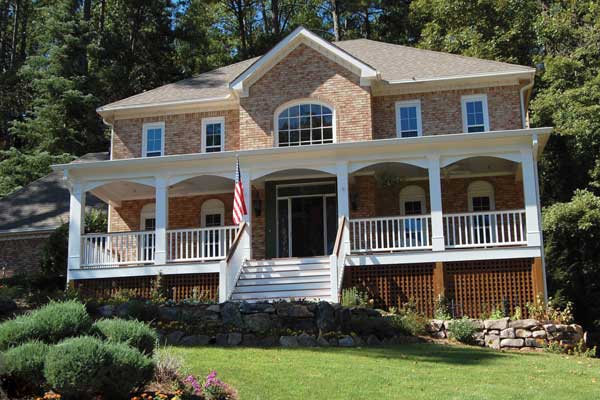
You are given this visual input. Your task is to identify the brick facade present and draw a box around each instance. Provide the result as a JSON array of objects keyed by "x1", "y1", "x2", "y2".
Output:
[
  {"x1": 239, "y1": 44, "x2": 373, "y2": 149},
  {"x1": 112, "y1": 110, "x2": 239, "y2": 159},
  {"x1": 109, "y1": 193, "x2": 234, "y2": 232},
  {"x1": 372, "y1": 85, "x2": 523, "y2": 139},
  {"x1": 0, "y1": 234, "x2": 50, "y2": 277}
]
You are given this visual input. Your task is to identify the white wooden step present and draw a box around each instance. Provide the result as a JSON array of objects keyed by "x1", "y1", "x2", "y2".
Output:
[
  {"x1": 243, "y1": 263, "x2": 329, "y2": 274},
  {"x1": 231, "y1": 288, "x2": 332, "y2": 301},
  {"x1": 240, "y1": 269, "x2": 330, "y2": 280},
  {"x1": 234, "y1": 281, "x2": 330, "y2": 293},
  {"x1": 238, "y1": 275, "x2": 331, "y2": 286},
  {"x1": 245, "y1": 257, "x2": 329, "y2": 267}
]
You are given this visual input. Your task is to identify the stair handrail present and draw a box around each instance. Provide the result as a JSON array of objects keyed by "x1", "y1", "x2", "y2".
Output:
[
  {"x1": 219, "y1": 221, "x2": 249, "y2": 302},
  {"x1": 330, "y1": 216, "x2": 350, "y2": 302}
]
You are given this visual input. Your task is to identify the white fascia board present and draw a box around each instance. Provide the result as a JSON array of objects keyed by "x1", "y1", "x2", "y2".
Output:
[
  {"x1": 347, "y1": 246, "x2": 542, "y2": 266},
  {"x1": 70, "y1": 262, "x2": 221, "y2": 280},
  {"x1": 385, "y1": 70, "x2": 535, "y2": 85},
  {"x1": 229, "y1": 27, "x2": 378, "y2": 95}
]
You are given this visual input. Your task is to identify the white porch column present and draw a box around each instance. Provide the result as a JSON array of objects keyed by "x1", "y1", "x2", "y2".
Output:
[
  {"x1": 154, "y1": 176, "x2": 169, "y2": 265},
  {"x1": 336, "y1": 161, "x2": 349, "y2": 218},
  {"x1": 427, "y1": 155, "x2": 445, "y2": 251},
  {"x1": 521, "y1": 148, "x2": 542, "y2": 247},
  {"x1": 240, "y1": 168, "x2": 252, "y2": 258},
  {"x1": 67, "y1": 182, "x2": 86, "y2": 279}
]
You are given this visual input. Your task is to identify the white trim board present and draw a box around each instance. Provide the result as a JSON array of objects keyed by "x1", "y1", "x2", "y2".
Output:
[
  {"x1": 346, "y1": 246, "x2": 542, "y2": 266},
  {"x1": 69, "y1": 262, "x2": 221, "y2": 280}
]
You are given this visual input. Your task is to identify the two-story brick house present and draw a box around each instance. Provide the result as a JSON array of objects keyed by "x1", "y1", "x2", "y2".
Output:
[{"x1": 54, "y1": 27, "x2": 551, "y2": 317}]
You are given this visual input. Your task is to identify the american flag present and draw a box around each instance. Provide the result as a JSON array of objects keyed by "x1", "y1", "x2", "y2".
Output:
[{"x1": 233, "y1": 158, "x2": 247, "y2": 225}]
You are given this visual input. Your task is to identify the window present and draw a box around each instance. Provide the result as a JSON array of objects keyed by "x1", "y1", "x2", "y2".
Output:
[
  {"x1": 140, "y1": 203, "x2": 156, "y2": 230},
  {"x1": 201, "y1": 199, "x2": 225, "y2": 227},
  {"x1": 399, "y1": 185, "x2": 427, "y2": 215},
  {"x1": 467, "y1": 181, "x2": 495, "y2": 212},
  {"x1": 142, "y1": 123, "x2": 164, "y2": 157},
  {"x1": 395, "y1": 101, "x2": 422, "y2": 138},
  {"x1": 202, "y1": 117, "x2": 225, "y2": 153},
  {"x1": 276, "y1": 102, "x2": 334, "y2": 146},
  {"x1": 461, "y1": 95, "x2": 489, "y2": 133}
]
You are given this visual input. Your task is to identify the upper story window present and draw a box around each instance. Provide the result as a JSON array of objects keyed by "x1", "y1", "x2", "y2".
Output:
[
  {"x1": 275, "y1": 101, "x2": 334, "y2": 147},
  {"x1": 462, "y1": 95, "x2": 490, "y2": 133},
  {"x1": 142, "y1": 122, "x2": 164, "y2": 157},
  {"x1": 468, "y1": 180, "x2": 495, "y2": 212},
  {"x1": 395, "y1": 100, "x2": 422, "y2": 138},
  {"x1": 202, "y1": 117, "x2": 225, "y2": 153}
]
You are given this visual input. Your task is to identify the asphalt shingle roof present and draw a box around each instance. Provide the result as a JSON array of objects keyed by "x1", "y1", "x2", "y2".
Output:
[
  {"x1": 0, "y1": 153, "x2": 108, "y2": 234},
  {"x1": 100, "y1": 37, "x2": 533, "y2": 111}
]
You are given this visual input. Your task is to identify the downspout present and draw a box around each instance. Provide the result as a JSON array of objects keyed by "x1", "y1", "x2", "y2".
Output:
[
  {"x1": 520, "y1": 79, "x2": 534, "y2": 128},
  {"x1": 532, "y1": 134, "x2": 549, "y2": 301}
]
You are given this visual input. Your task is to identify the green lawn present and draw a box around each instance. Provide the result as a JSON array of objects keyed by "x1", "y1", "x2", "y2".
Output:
[{"x1": 167, "y1": 343, "x2": 600, "y2": 400}]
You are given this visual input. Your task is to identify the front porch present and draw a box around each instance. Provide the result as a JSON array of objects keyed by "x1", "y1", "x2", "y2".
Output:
[{"x1": 60, "y1": 128, "x2": 548, "y2": 305}]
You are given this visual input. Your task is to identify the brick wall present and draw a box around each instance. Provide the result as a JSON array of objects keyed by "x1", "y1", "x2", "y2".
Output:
[
  {"x1": 442, "y1": 175, "x2": 524, "y2": 213},
  {"x1": 112, "y1": 110, "x2": 239, "y2": 159},
  {"x1": 372, "y1": 85, "x2": 523, "y2": 139},
  {"x1": 0, "y1": 234, "x2": 49, "y2": 277},
  {"x1": 239, "y1": 44, "x2": 373, "y2": 149},
  {"x1": 109, "y1": 193, "x2": 234, "y2": 232}
]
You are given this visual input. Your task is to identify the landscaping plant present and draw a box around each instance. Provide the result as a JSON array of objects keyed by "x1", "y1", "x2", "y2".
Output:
[
  {"x1": 447, "y1": 317, "x2": 478, "y2": 344},
  {"x1": 94, "y1": 318, "x2": 158, "y2": 355},
  {"x1": 0, "y1": 340, "x2": 49, "y2": 395}
]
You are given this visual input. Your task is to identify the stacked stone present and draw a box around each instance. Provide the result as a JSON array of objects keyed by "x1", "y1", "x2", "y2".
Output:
[{"x1": 426, "y1": 317, "x2": 584, "y2": 351}]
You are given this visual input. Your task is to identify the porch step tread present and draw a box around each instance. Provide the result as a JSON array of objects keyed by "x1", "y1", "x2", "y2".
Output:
[
  {"x1": 245, "y1": 257, "x2": 330, "y2": 267},
  {"x1": 234, "y1": 281, "x2": 330, "y2": 293},
  {"x1": 231, "y1": 289, "x2": 332, "y2": 301},
  {"x1": 242, "y1": 264, "x2": 329, "y2": 273},
  {"x1": 239, "y1": 271, "x2": 330, "y2": 281}
]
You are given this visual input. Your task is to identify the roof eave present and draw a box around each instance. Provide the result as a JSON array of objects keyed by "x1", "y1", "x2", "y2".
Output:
[{"x1": 385, "y1": 70, "x2": 535, "y2": 86}]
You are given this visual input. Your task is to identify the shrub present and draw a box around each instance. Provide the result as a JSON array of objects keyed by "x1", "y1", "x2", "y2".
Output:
[
  {"x1": 151, "y1": 351, "x2": 187, "y2": 392},
  {"x1": 0, "y1": 341, "x2": 49, "y2": 394},
  {"x1": 341, "y1": 287, "x2": 370, "y2": 307},
  {"x1": 93, "y1": 318, "x2": 158, "y2": 355},
  {"x1": 387, "y1": 311, "x2": 427, "y2": 336},
  {"x1": 0, "y1": 300, "x2": 92, "y2": 350},
  {"x1": 433, "y1": 294, "x2": 452, "y2": 320},
  {"x1": 447, "y1": 317, "x2": 478, "y2": 344},
  {"x1": 44, "y1": 336, "x2": 154, "y2": 400}
]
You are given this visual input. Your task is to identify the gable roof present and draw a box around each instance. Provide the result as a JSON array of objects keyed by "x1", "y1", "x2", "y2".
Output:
[
  {"x1": 98, "y1": 29, "x2": 535, "y2": 114},
  {"x1": 0, "y1": 153, "x2": 108, "y2": 235}
]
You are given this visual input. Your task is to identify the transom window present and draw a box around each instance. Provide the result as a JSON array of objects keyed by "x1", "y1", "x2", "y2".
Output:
[
  {"x1": 202, "y1": 117, "x2": 225, "y2": 153},
  {"x1": 395, "y1": 101, "x2": 422, "y2": 138},
  {"x1": 276, "y1": 102, "x2": 334, "y2": 146},
  {"x1": 462, "y1": 95, "x2": 489, "y2": 133},
  {"x1": 143, "y1": 123, "x2": 164, "y2": 157}
]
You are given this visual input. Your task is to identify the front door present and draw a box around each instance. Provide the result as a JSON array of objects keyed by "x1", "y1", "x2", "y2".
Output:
[{"x1": 276, "y1": 182, "x2": 337, "y2": 258}]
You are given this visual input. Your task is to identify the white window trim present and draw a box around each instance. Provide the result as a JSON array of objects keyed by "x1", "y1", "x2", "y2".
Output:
[
  {"x1": 395, "y1": 100, "x2": 423, "y2": 138},
  {"x1": 142, "y1": 122, "x2": 165, "y2": 157},
  {"x1": 201, "y1": 117, "x2": 225, "y2": 153},
  {"x1": 461, "y1": 94, "x2": 490, "y2": 133},
  {"x1": 467, "y1": 180, "x2": 495, "y2": 212},
  {"x1": 201, "y1": 199, "x2": 225, "y2": 227},
  {"x1": 273, "y1": 99, "x2": 336, "y2": 147},
  {"x1": 140, "y1": 203, "x2": 156, "y2": 230},
  {"x1": 399, "y1": 185, "x2": 427, "y2": 216}
]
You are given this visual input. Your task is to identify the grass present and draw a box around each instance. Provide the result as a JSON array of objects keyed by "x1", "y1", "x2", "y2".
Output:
[{"x1": 167, "y1": 343, "x2": 600, "y2": 400}]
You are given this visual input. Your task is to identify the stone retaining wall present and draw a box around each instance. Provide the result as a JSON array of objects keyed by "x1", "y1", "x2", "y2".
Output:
[
  {"x1": 94, "y1": 301, "x2": 586, "y2": 351},
  {"x1": 427, "y1": 317, "x2": 584, "y2": 351}
]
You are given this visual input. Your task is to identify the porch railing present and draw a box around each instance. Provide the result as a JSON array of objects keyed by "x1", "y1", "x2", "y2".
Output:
[
  {"x1": 81, "y1": 231, "x2": 155, "y2": 268},
  {"x1": 443, "y1": 209, "x2": 526, "y2": 248},
  {"x1": 349, "y1": 215, "x2": 433, "y2": 253},
  {"x1": 167, "y1": 226, "x2": 238, "y2": 262}
]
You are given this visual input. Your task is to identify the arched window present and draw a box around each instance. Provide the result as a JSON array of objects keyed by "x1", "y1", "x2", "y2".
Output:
[
  {"x1": 468, "y1": 181, "x2": 495, "y2": 212},
  {"x1": 399, "y1": 185, "x2": 427, "y2": 215},
  {"x1": 140, "y1": 203, "x2": 156, "y2": 230},
  {"x1": 201, "y1": 199, "x2": 225, "y2": 227},
  {"x1": 275, "y1": 101, "x2": 334, "y2": 147}
]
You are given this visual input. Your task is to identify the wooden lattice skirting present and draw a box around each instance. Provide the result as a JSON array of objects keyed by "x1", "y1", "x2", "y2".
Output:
[
  {"x1": 73, "y1": 273, "x2": 219, "y2": 302},
  {"x1": 342, "y1": 258, "x2": 542, "y2": 318}
]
